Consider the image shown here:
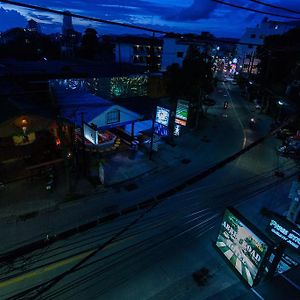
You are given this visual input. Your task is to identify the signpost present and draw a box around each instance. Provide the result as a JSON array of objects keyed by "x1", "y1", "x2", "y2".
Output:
[{"x1": 216, "y1": 208, "x2": 269, "y2": 286}]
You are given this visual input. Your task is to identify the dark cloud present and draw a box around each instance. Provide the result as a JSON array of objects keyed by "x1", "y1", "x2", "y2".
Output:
[
  {"x1": 0, "y1": 7, "x2": 27, "y2": 31},
  {"x1": 164, "y1": 0, "x2": 217, "y2": 21}
]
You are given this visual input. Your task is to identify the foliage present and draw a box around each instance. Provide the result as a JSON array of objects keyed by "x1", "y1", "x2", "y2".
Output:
[
  {"x1": 257, "y1": 28, "x2": 300, "y2": 91},
  {"x1": 0, "y1": 27, "x2": 60, "y2": 60},
  {"x1": 78, "y1": 28, "x2": 99, "y2": 59},
  {"x1": 164, "y1": 45, "x2": 214, "y2": 104}
]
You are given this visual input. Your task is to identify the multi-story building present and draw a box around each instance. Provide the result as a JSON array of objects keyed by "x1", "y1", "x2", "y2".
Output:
[
  {"x1": 62, "y1": 11, "x2": 74, "y2": 35},
  {"x1": 237, "y1": 18, "x2": 296, "y2": 74},
  {"x1": 115, "y1": 36, "x2": 163, "y2": 71},
  {"x1": 161, "y1": 33, "x2": 212, "y2": 71}
]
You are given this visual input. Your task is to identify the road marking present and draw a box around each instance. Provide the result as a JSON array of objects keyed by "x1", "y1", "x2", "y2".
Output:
[
  {"x1": 223, "y1": 83, "x2": 247, "y2": 149},
  {"x1": 0, "y1": 250, "x2": 94, "y2": 288},
  {"x1": 0, "y1": 233, "x2": 136, "y2": 289},
  {"x1": 251, "y1": 288, "x2": 265, "y2": 300}
]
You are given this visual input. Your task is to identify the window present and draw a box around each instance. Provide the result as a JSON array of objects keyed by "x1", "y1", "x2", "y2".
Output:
[
  {"x1": 275, "y1": 25, "x2": 278, "y2": 29},
  {"x1": 259, "y1": 35, "x2": 265, "y2": 39},
  {"x1": 106, "y1": 110, "x2": 120, "y2": 124},
  {"x1": 177, "y1": 51, "x2": 184, "y2": 58},
  {"x1": 248, "y1": 45, "x2": 253, "y2": 49},
  {"x1": 250, "y1": 34, "x2": 256, "y2": 38}
]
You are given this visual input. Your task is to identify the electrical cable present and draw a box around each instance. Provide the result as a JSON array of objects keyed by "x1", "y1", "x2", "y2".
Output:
[
  {"x1": 250, "y1": 0, "x2": 300, "y2": 15},
  {"x1": 0, "y1": 0, "x2": 166, "y2": 34},
  {"x1": 211, "y1": 0, "x2": 300, "y2": 20}
]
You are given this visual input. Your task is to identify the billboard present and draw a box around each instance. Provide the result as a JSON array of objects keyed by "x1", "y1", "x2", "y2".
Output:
[
  {"x1": 216, "y1": 209, "x2": 269, "y2": 286},
  {"x1": 268, "y1": 215, "x2": 300, "y2": 251},
  {"x1": 155, "y1": 106, "x2": 170, "y2": 127},
  {"x1": 175, "y1": 100, "x2": 189, "y2": 122}
]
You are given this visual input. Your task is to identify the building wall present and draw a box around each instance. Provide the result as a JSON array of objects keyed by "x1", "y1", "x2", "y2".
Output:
[
  {"x1": 115, "y1": 43, "x2": 133, "y2": 63},
  {"x1": 161, "y1": 37, "x2": 188, "y2": 71},
  {"x1": 90, "y1": 106, "x2": 139, "y2": 128},
  {"x1": 237, "y1": 19, "x2": 295, "y2": 73},
  {"x1": 115, "y1": 41, "x2": 162, "y2": 70}
]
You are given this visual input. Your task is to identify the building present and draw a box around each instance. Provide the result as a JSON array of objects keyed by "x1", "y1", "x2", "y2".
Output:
[
  {"x1": 27, "y1": 19, "x2": 41, "y2": 33},
  {"x1": 161, "y1": 33, "x2": 213, "y2": 71},
  {"x1": 61, "y1": 29, "x2": 81, "y2": 57},
  {"x1": 115, "y1": 36, "x2": 163, "y2": 71},
  {"x1": 237, "y1": 18, "x2": 296, "y2": 74},
  {"x1": 62, "y1": 11, "x2": 74, "y2": 35}
]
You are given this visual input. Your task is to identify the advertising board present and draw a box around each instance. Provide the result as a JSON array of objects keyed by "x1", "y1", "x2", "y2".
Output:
[
  {"x1": 268, "y1": 215, "x2": 300, "y2": 251},
  {"x1": 175, "y1": 118, "x2": 187, "y2": 126},
  {"x1": 216, "y1": 209, "x2": 269, "y2": 286},
  {"x1": 175, "y1": 100, "x2": 189, "y2": 123},
  {"x1": 155, "y1": 106, "x2": 170, "y2": 127},
  {"x1": 154, "y1": 122, "x2": 169, "y2": 136}
]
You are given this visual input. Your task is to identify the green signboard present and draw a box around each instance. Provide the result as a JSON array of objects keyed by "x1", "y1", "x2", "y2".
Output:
[
  {"x1": 216, "y1": 209, "x2": 269, "y2": 286},
  {"x1": 175, "y1": 100, "x2": 189, "y2": 122}
]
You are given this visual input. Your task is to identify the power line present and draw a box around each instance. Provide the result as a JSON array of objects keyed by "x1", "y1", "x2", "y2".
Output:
[
  {"x1": 250, "y1": 0, "x2": 300, "y2": 15},
  {"x1": 211, "y1": 0, "x2": 300, "y2": 20},
  {"x1": 0, "y1": 0, "x2": 167, "y2": 34}
]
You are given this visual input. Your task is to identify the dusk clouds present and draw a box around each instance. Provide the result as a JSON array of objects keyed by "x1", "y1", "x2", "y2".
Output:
[{"x1": 0, "y1": 0, "x2": 298, "y2": 37}]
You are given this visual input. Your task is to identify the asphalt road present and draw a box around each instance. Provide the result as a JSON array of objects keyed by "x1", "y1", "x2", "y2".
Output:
[{"x1": 0, "y1": 82, "x2": 298, "y2": 300}]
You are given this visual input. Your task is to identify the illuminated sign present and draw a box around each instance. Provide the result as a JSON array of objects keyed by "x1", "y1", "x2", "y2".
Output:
[
  {"x1": 83, "y1": 123, "x2": 98, "y2": 145},
  {"x1": 175, "y1": 118, "x2": 187, "y2": 126},
  {"x1": 173, "y1": 124, "x2": 181, "y2": 136},
  {"x1": 268, "y1": 217, "x2": 300, "y2": 251},
  {"x1": 175, "y1": 100, "x2": 189, "y2": 126},
  {"x1": 216, "y1": 209, "x2": 268, "y2": 286},
  {"x1": 154, "y1": 122, "x2": 169, "y2": 136},
  {"x1": 155, "y1": 106, "x2": 170, "y2": 127}
]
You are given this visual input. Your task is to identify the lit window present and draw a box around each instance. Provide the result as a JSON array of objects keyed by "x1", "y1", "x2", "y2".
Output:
[
  {"x1": 275, "y1": 25, "x2": 278, "y2": 29},
  {"x1": 106, "y1": 110, "x2": 120, "y2": 124}
]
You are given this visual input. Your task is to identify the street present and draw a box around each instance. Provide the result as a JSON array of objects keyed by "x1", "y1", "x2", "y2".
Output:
[{"x1": 0, "y1": 81, "x2": 298, "y2": 300}]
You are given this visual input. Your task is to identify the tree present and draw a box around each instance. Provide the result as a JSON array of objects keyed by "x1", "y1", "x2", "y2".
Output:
[
  {"x1": 256, "y1": 28, "x2": 300, "y2": 114},
  {"x1": 163, "y1": 45, "x2": 214, "y2": 128},
  {"x1": 182, "y1": 45, "x2": 214, "y2": 127},
  {"x1": 257, "y1": 28, "x2": 300, "y2": 94},
  {"x1": 79, "y1": 28, "x2": 99, "y2": 59}
]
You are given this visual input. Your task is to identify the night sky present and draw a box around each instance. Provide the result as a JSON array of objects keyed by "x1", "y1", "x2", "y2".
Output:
[{"x1": 0, "y1": 0, "x2": 299, "y2": 37}]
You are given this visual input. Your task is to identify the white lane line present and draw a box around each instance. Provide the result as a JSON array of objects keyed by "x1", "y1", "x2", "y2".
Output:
[
  {"x1": 280, "y1": 273, "x2": 300, "y2": 291},
  {"x1": 223, "y1": 82, "x2": 247, "y2": 149},
  {"x1": 251, "y1": 288, "x2": 265, "y2": 300}
]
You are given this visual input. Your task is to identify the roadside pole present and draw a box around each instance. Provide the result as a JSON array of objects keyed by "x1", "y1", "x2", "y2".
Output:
[{"x1": 149, "y1": 110, "x2": 155, "y2": 160}]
